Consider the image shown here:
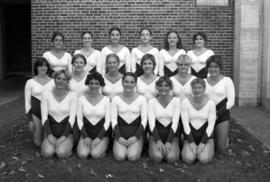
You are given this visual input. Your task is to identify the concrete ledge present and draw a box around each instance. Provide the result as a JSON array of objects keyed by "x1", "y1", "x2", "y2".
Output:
[{"x1": 231, "y1": 106, "x2": 270, "y2": 149}]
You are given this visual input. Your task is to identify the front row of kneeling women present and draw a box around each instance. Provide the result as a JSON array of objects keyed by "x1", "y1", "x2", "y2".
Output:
[{"x1": 25, "y1": 54, "x2": 235, "y2": 164}]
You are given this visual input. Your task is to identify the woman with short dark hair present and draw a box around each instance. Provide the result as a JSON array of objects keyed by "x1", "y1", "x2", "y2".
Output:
[
  {"x1": 148, "y1": 76, "x2": 181, "y2": 163},
  {"x1": 187, "y1": 32, "x2": 214, "y2": 78},
  {"x1": 136, "y1": 54, "x2": 159, "y2": 101},
  {"x1": 69, "y1": 54, "x2": 88, "y2": 97},
  {"x1": 24, "y1": 57, "x2": 54, "y2": 146},
  {"x1": 77, "y1": 72, "x2": 111, "y2": 159},
  {"x1": 205, "y1": 55, "x2": 235, "y2": 152}
]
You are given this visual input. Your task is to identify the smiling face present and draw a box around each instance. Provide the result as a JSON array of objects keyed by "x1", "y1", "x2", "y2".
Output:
[
  {"x1": 110, "y1": 30, "x2": 121, "y2": 44},
  {"x1": 192, "y1": 83, "x2": 205, "y2": 98},
  {"x1": 122, "y1": 75, "x2": 136, "y2": 93},
  {"x1": 73, "y1": 57, "x2": 86, "y2": 72},
  {"x1": 194, "y1": 35, "x2": 205, "y2": 48},
  {"x1": 142, "y1": 59, "x2": 154, "y2": 74},
  {"x1": 53, "y1": 35, "x2": 64, "y2": 50},
  {"x1": 156, "y1": 80, "x2": 171, "y2": 96},
  {"x1": 208, "y1": 61, "x2": 221, "y2": 77},
  {"x1": 167, "y1": 32, "x2": 179, "y2": 47},
  {"x1": 140, "y1": 29, "x2": 151, "y2": 44},
  {"x1": 54, "y1": 72, "x2": 68, "y2": 89},
  {"x1": 37, "y1": 63, "x2": 48, "y2": 76},
  {"x1": 82, "y1": 33, "x2": 92, "y2": 47},
  {"x1": 87, "y1": 79, "x2": 101, "y2": 93},
  {"x1": 177, "y1": 59, "x2": 190, "y2": 74}
]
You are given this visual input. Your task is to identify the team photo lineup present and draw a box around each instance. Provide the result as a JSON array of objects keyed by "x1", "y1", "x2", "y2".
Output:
[{"x1": 24, "y1": 27, "x2": 235, "y2": 164}]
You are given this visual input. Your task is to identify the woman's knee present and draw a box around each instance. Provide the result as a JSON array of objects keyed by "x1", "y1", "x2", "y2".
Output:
[
  {"x1": 91, "y1": 148, "x2": 105, "y2": 159},
  {"x1": 166, "y1": 152, "x2": 179, "y2": 163},
  {"x1": 127, "y1": 150, "x2": 141, "y2": 161},
  {"x1": 149, "y1": 149, "x2": 163, "y2": 163},
  {"x1": 56, "y1": 145, "x2": 72, "y2": 158},
  {"x1": 198, "y1": 153, "x2": 213, "y2": 164},
  {"x1": 77, "y1": 147, "x2": 89, "y2": 159},
  {"x1": 41, "y1": 142, "x2": 54, "y2": 158},
  {"x1": 113, "y1": 150, "x2": 126, "y2": 161},
  {"x1": 181, "y1": 150, "x2": 196, "y2": 165}
]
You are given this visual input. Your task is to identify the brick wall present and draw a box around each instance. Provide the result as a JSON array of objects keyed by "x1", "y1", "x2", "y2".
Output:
[{"x1": 31, "y1": 0, "x2": 234, "y2": 77}]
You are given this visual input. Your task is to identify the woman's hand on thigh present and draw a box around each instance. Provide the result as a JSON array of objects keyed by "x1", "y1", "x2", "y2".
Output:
[
  {"x1": 197, "y1": 143, "x2": 205, "y2": 155},
  {"x1": 127, "y1": 136, "x2": 137, "y2": 146},
  {"x1": 56, "y1": 136, "x2": 66, "y2": 148},
  {"x1": 157, "y1": 140, "x2": 166, "y2": 155},
  {"x1": 189, "y1": 142, "x2": 197, "y2": 155},
  {"x1": 91, "y1": 138, "x2": 101, "y2": 149},
  {"x1": 118, "y1": 137, "x2": 128, "y2": 147},
  {"x1": 83, "y1": 137, "x2": 92, "y2": 148},
  {"x1": 165, "y1": 142, "x2": 172, "y2": 153},
  {"x1": 48, "y1": 134, "x2": 57, "y2": 146}
]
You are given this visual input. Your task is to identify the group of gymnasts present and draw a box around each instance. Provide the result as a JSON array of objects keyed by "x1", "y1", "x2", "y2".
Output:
[{"x1": 24, "y1": 27, "x2": 235, "y2": 164}]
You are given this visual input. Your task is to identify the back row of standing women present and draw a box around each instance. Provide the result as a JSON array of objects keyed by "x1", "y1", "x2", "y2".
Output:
[
  {"x1": 43, "y1": 27, "x2": 214, "y2": 78},
  {"x1": 25, "y1": 27, "x2": 235, "y2": 165}
]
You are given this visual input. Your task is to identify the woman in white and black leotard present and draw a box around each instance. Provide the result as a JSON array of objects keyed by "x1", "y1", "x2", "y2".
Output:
[
  {"x1": 43, "y1": 32, "x2": 72, "y2": 76},
  {"x1": 101, "y1": 27, "x2": 131, "y2": 75},
  {"x1": 77, "y1": 72, "x2": 111, "y2": 159},
  {"x1": 187, "y1": 32, "x2": 214, "y2": 78},
  {"x1": 24, "y1": 57, "x2": 54, "y2": 146},
  {"x1": 74, "y1": 31, "x2": 102, "y2": 74},
  {"x1": 102, "y1": 54, "x2": 124, "y2": 100},
  {"x1": 148, "y1": 76, "x2": 181, "y2": 163},
  {"x1": 111, "y1": 72, "x2": 147, "y2": 161},
  {"x1": 69, "y1": 54, "x2": 88, "y2": 97},
  {"x1": 68, "y1": 54, "x2": 89, "y2": 145},
  {"x1": 170, "y1": 54, "x2": 196, "y2": 102},
  {"x1": 205, "y1": 55, "x2": 235, "y2": 152},
  {"x1": 131, "y1": 28, "x2": 160, "y2": 76},
  {"x1": 136, "y1": 54, "x2": 159, "y2": 101},
  {"x1": 160, "y1": 30, "x2": 186, "y2": 77},
  {"x1": 41, "y1": 70, "x2": 77, "y2": 158},
  {"x1": 181, "y1": 78, "x2": 216, "y2": 164}
]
